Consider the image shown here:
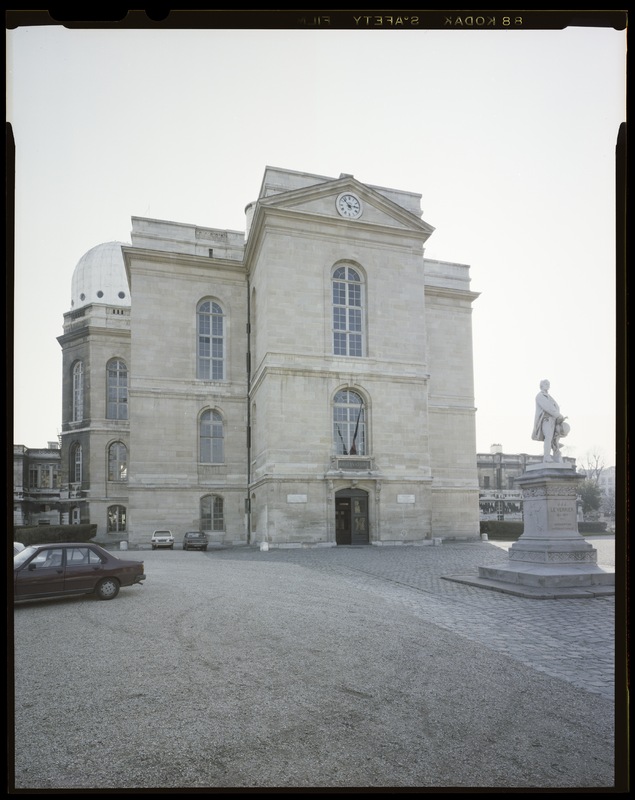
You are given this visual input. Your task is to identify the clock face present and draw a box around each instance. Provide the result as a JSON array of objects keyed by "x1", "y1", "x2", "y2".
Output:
[{"x1": 336, "y1": 192, "x2": 362, "y2": 219}]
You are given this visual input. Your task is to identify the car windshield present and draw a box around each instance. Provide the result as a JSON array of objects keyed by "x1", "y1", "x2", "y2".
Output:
[
  {"x1": 154, "y1": 531, "x2": 171, "y2": 536},
  {"x1": 14, "y1": 546, "x2": 38, "y2": 567}
]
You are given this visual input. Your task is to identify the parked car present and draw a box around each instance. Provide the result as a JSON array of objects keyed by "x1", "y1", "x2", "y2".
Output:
[
  {"x1": 13, "y1": 543, "x2": 146, "y2": 602},
  {"x1": 182, "y1": 531, "x2": 209, "y2": 551},
  {"x1": 151, "y1": 530, "x2": 174, "y2": 550},
  {"x1": 13, "y1": 542, "x2": 25, "y2": 556}
]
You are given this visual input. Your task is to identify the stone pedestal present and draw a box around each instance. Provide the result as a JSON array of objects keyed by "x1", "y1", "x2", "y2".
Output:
[
  {"x1": 477, "y1": 463, "x2": 614, "y2": 597},
  {"x1": 443, "y1": 462, "x2": 615, "y2": 598}
]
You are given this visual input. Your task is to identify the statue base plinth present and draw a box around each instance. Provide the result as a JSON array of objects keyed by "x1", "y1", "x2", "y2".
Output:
[{"x1": 443, "y1": 463, "x2": 615, "y2": 598}]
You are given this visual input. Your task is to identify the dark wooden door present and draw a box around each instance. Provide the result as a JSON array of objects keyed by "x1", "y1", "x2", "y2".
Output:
[
  {"x1": 335, "y1": 497, "x2": 351, "y2": 545},
  {"x1": 335, "y1": 490, "x2": 369, "y2": 545}
]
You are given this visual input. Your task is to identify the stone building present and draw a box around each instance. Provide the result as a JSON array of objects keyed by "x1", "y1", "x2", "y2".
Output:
[
  {"x1": 477, "y1": 444, "x2": 577, "y2": 521},
  {"x1": 13, "y1": 442, "x2": 62, "y2": 527},
  {"x1": 57, "y1": 167, "x2": 481, "y2": 548}
]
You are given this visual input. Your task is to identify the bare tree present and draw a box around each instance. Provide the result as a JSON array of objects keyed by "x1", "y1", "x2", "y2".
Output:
[{"x1": 580, "y1": 451, "x2": 606, "y2": 484}]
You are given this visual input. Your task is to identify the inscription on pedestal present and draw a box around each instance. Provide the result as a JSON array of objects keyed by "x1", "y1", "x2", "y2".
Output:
[{"x1": 548, "y1": 501, "x2": 576, "y2": 530}]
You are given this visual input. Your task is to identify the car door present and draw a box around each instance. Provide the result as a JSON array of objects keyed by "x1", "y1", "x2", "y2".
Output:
[
  {"x1": 14, "y1": 546, "x2": 66, "y2": 598},
  {"x1": 63, "y1": 545, "x2": 105, "y2": 593}
]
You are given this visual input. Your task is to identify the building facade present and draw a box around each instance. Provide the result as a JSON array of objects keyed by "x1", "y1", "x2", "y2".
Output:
[
  {"x1": 13, "y1": 443, "x2": 63, "y2": 527},
  {"x1": 477, "y1": 444, "x2": 577, "y2": 521},
  {"x1": 57, "y1": 167, "x2": 481, "y2": 548}
]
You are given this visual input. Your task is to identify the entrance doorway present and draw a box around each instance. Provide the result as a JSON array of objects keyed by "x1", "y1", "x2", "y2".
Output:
[{"x1": 335, "y1": 489, "x2": 369, "y2": 545}]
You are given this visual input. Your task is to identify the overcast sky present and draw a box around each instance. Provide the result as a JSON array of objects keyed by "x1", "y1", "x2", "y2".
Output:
[{"x1": 7, "y1": 16, "x2": 626, "y2": 468}]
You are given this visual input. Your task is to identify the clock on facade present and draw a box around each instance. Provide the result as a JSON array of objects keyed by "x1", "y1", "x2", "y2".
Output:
[{"x1": 336, "y1": 192, "x2": 363, "y2": 219}]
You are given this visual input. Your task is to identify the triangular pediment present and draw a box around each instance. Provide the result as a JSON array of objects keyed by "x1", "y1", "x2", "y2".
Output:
[{"x1": 253, "y1": 168, "x2": 435, "y2": 239}]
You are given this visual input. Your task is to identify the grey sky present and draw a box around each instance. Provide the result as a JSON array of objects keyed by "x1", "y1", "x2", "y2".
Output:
[{"x1": 8, "y1": 20, "x2": 626, "y2": 466}]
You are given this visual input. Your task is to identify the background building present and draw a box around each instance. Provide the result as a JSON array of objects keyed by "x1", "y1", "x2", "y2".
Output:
[
  {"x1": 57, "y1": 167, "x2": 481, "y2": 548},
  {"x1": 477, "y1": 444, "x2": 577, "y2": 521},
  {"x1": 13, "y1": 442, "x2": 62, "y2": 527}
]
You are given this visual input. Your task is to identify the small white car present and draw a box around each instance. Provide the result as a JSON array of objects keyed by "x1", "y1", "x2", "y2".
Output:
[{"x1": 151, "y1": 530, "x2": 174, "y2": 550}]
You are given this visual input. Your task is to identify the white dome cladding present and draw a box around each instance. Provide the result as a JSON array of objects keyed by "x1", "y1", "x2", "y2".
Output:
[{"x1": 70, "y1": 241, "x2": 130, "y2": 310}]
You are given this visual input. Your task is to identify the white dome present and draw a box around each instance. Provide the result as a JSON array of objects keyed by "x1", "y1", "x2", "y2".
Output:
[{"x1": 70, "y1": 241, "x2": 130, "y2": 310}]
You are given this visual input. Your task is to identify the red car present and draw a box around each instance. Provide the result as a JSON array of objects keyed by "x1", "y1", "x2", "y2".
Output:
[{"x1": 13, "y1": 543, "x2": 146, "y2": 602}]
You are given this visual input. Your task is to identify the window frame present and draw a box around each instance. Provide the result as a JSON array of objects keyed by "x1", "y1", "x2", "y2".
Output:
[
  {"x1": 72, "y1": 361, "x2": 84, "y2": 422},
  {"x1": 71, "y1": 443, "x2": 83, "y2": 484},
  {"x1": 197, "y1": 300, "x2": 225, "y2": 381},
  {"x1": 106, "y1": 358, "x2": 128, "y2": 420},
  {"x1": 332, "y1": 265, "x2": 365, "y2": 358},
  {"x1": 107, "y1": 505, "x2": 127, "y2": 533},
  {"x1": 201, "y1": 494, "x2": 224, "y2": 532},
  {"x1": 333, "y1": 389, "x2": 367, "y2": 456},
  {"x1": 107, "y1": 441, "x2": 128, "y2": 482},
  {"x1": 199, "y1": 409, "x2": 225, "y2": 464}
]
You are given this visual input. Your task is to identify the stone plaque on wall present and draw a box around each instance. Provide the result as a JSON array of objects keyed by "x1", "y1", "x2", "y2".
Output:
[
  {"x1": 397, "y1": 494, "x2": 415, "y2": 504},
  {"x1": 287, "y1": 494, "x2": 308, "y2": 503}
]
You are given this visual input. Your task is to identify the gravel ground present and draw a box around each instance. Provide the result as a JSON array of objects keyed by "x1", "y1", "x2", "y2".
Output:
[{"x1": 10, "y1": 542, "x2": 618, "y2": 791}]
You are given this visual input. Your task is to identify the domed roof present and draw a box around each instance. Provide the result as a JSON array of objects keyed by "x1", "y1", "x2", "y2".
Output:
[{"x1": 70, "y1": 241, "x2": 130, "y2": 310}]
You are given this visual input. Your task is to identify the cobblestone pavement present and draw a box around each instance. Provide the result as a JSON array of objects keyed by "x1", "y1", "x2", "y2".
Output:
[
  {"x1": 210, "y1": 536, "x2": 618, "y2": 702},
  {"x1": 14, "y1": 535, "x2": 623, "y2": 790}
]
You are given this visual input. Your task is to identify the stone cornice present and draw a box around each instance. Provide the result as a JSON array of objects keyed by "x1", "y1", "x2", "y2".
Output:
[
  {"x1": 250, "y1": 358, "x2": 430, "y2": 394},
  {"x1": 424, "y1": 284, "x2": 480, "y2": 303},
  {"x1": 121, "y1": 246, "x2": 246, "y2": 285}
]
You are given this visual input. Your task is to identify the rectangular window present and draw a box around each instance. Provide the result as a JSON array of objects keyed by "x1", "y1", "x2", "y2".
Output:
[{"x1": 40, "y1": 466, "x2": 51, "y2": 488}]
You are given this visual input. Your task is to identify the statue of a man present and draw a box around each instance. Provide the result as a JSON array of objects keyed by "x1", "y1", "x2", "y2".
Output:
[{"x1": 532, "y1": 379, "x2": 570, "y2": 462}]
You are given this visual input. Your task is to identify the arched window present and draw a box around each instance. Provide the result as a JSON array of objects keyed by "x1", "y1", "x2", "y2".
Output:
[
  {"x1": 72, "y1": 362, "x2": 84, "y2": 422},
  {"x1": 107, "y1": 505, "x2": 127, "y2": 532},
  {"x1": 71, "y1": 443, "x2": 83, "y2": 483},
  {"x1": 197, "y1": 300, "x2": 225, "y2": 380},
  {"x1": 333, "y1": 390, "x2": 366, "y2": 455},
  {"x1": 332, "y1": 266, "x2": 364, "y2": 357},
  {"x1": 107, "y1": 359, "x2": 128, "y2": 419},
  {"x1": 200, "y1": 410, "x2": 224, "y2": 464},
  {"x1": 201, "y1": 494, "x2": 224, "y2": 531},
  {"x1": 108, "y1": 442, "x2": 128, "y2": 481}
]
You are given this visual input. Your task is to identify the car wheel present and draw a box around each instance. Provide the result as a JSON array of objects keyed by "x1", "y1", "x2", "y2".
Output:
[
  {"x1": 170, "y1": 544, "x2": 174, "y2": 549},
  {"x1": 152, "y1": 545, "x2": 156, "y2": 550},
  {"x1": 203, "y1": 547, "x2": 208, "y2": 551},
  {"x1": 183, "y1": 545, "x2": 187, "y2": 551},
  {"x1": 96, "y1": 577, "x2": 120, "y2": 600}
]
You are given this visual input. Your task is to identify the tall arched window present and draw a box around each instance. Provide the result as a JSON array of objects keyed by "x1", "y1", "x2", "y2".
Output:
[
  {"x1": 71, "y1": 443, "x2": 83, "y2": 484},
  {"x1": 108, "y1": 442, "x2": 128, "y2": 481},
  {"x1": 333, "y1": 390, "x2": 366, "y2": 455},
  {"x1": 201, "y1": 494, "x2": 224, "y2": 531},
  {"x1": 200, "y1": 410, "x2": 224, "y2": 464},
  {"x1": 107, "y1": 505, "x2": 127, "y2": 532},
  {"x1": 332, "y1": 266, "x2": 364, "y2": 357},
  {"x1": 197, "y1": 300, "x2": 225, "y2": 380},
  {"x1": 107, "y1": 359, "x2": 128, "y2": 419},
  {"x1": 72, "y1": 361, "x2": 84, "y2": 422}
]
